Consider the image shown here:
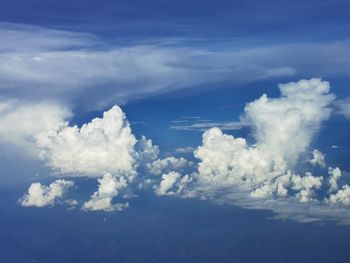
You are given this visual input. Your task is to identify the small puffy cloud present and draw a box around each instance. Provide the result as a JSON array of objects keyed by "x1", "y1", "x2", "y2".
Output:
[
  {"x1": 327, "y1": 185, "x2": 350, "y2": 205},
  {"x1": 0, "y1": 100, "x2": 71, "y2": 153},
  {"x1": 36, "y1": 105, "x2": 137, "y2": 177},
  {"x1": 328, "y1": 167, "x2": 342, "y2": 192},
  {"x1": 291, "y1": 173, "x2": 323, "y2": 202},
  {"x1": 332, "y1": 145, "x2": 339, "y2": 149},
  {"x1": 83, "y1": 173, "x2": 129, "y2": 212},
  {"x1": 155, "y1": 172, "x2": 193, "y2": 196},
  {"x1": 20, "y1": 179, "x2": 74, "y2": 207},
  {"x1": 147, "y1": 156, "x2": 194, "y2": 176},
  {"x1": 310, "y1": 149, "x2": 326, "y2": 168}
]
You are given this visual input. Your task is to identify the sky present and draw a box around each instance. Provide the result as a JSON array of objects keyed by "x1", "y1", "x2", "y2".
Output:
[{"x1": 1, "y1": 0, "x2": 350, "y2": 262}]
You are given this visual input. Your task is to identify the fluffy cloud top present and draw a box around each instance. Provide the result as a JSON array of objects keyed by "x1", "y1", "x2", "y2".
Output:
[
  {"x1": 83, "y1": 173, "x2": 129, "y2": 212},
  {"x1": 327, "y1": 185, "x2": 350, "y2": 205},
  {"x1": 36, "y1": 105, "x2": 137, "y2": 177},
  {"x1": 20, "y1": 179, "x2": 74, "y2": 207},
  {"x1": 244, "y1": 78, "x2": 334, "y2": 166}
]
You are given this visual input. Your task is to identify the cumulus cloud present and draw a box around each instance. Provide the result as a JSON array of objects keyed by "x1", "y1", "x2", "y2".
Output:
[
  {"x1": 16, "y1": 103, "x2": 163, "y2": 212},
  {"x1": 82, "y1": 173, "x2": 129, "y2": 212},
  {"x1": 189, "y1": 79, "x2": 334, "y2": 199},
  {"x1": 14, "y1": 77, "x2": 350, "y2": 224},
  {"x1": 243, "y1": 78, "x2": 334, "y2": 166},
  {"x1": 310, "y1": 149, "x2": 326, "y2": 168},
  {"x1": 36, "y1": 105, "x2": 137, "y2": 177},
  {"x1": 20, "y1": 179, "x2": 74, "y2": 207},
  {"x1": 328, "y1": 167, "x2": 342, "y2": 192},
  {"x1": 155, "y1": 171, "x2": 193, "y2": 196},
  {"x1": 290, "y1": 173, "x2": 323, "y2": 202},
  {"x1": 135, "y1": 135, "x2": 160, "y2": 163},
  {"x1": 194, "y1": 127, "x2": 287, "y2": 190},
  {"x1": 147, "y1": 156, "x2": 194, "y2": 176},
  {"x1": 327, "y1": 185, "x2": 350, "y2": 206},
  {"x1": 176, "y1": 79, "x2": 350, "y2": 221}
]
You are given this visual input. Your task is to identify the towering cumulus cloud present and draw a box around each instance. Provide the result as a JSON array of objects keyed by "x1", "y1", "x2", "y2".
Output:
[
  {"x1": 20, "y1": 105, "x2": 158, "y2": 211},
  {"x1": 193, "y1": 79, "x2": 336, "y2": 201}
]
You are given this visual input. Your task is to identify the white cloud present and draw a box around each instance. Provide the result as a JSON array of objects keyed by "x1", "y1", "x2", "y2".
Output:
[
  {"x1": 83, "y1": 173, "x2": 129, "y2": 212},
  {"x1": 0, "y1": 100, "x2": 71, "y2": 154},
  {"x1": 328, "y1": 167, "x2": 342, "y2": 192},
  {"x1": 327, "y1": 185, "x2": 350, "y2": 205},
  {"x1": 194, "y1": 127, "x2": 287, "y2": 190},
  {"x1": 155, "y1": 171, "x2": 193, "y2": 196},
  {"x1": 310, "y1": 149, "x2": 326, "y2": 168},
  {"x1": 135, "y1": 135, "x2": 160, "y2": 163},
  {"x1": 148, "y1": 156, "x2": 194, "y2": 176},
  {"x1": 243, "y1": 78, "x2": 334, "y2": 166},
  {"x1": 193, "y1": 79, "x2": 334, "y2": 197},
  {"x1": 16, "y1": 104, "x2": 163, "y2": 212},
  {"x1": 20, "y1": 179, "x2": 74, "y2": 207},
  {"x1": 290, "y1": 173, "x2": 323, "y2": 202},
  {"x1": 182, "y1": 79, "x2": 342, "y2": 215},
  {"x1": 36, "y1": 105, "x2": 137, "y2": 177}
]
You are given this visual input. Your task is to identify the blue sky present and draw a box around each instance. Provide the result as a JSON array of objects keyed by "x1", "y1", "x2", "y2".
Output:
[{"x1": 1, "y1": 1, "x2": 350, "y2": 262}]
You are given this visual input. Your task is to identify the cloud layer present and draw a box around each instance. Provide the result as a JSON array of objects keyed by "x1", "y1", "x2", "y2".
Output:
[{"x1": 16, "y1": 78, "x2": 350, "y2": 224}]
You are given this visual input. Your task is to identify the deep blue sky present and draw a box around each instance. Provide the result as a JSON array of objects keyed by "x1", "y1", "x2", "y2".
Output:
[
  {"x1": 1, "y1": 1, "x2": 350, "y2": 262},
  {"x1": 1, "y1": 0, "x2": 349, "y2": 42}
]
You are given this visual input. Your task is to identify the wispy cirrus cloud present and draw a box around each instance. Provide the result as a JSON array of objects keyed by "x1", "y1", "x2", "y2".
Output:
[
  {"x1": 170, "y1": 119, "x2": 248, "y2": 131},
  {"x1": 1, "y1": 23, "x2": 350, "y2": 111}
]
